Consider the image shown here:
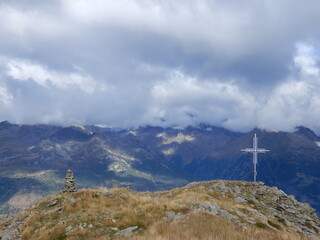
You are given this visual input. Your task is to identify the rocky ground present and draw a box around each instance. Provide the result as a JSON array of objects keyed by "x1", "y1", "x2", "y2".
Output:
[
  {"x1": 184, "y1": 181, "x2": 320, "y2": 238},
  {"x1": 0, "y1": 213, "x2": 21, "y2": 240},
  {"x1": 0, "y1": 180, "x2": 319, "y2": 240}
]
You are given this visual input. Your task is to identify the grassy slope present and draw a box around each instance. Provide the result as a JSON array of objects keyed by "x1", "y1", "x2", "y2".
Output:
[{"x1": 16, "y1": 181, "x2": 319, "y2": 240}]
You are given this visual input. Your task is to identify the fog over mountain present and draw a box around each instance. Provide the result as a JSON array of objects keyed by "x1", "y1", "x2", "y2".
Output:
[{"x1": 1, "y1": 0, "x2": 320, "y2": 134}]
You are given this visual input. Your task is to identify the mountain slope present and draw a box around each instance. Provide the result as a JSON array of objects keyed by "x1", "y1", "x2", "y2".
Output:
[
  {"x1": 134, "y1": 126, "x2": 320, "y2": 213},
  {"x1": 0, "y1": 122, "x2": 189, "y2": 214},
  {"x1": 0, "y1": 121, "x2": 319, "y2": 215},
  {"x1": 0, "y1": 180, "x2": 319, "y2": 240}
]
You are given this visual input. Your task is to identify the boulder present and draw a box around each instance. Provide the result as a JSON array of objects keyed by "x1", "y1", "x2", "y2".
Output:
[{"x1": 114, "y1": 226, "x2": 139, "y2": 236}]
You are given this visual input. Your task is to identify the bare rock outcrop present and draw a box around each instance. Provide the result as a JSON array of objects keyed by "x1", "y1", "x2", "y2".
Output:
[{"x1": 186, "y1": 180, "x2": 320, "y2": 238}]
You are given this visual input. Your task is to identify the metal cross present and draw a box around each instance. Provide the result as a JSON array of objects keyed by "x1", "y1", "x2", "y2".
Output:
[{"x1": 241, "y1": 133, "x2": 269, "y2": 182}]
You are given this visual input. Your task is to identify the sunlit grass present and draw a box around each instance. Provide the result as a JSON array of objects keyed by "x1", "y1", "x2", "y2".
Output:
[{"x1": 19, "y1": 182, "x2": 314, "y2": 240}]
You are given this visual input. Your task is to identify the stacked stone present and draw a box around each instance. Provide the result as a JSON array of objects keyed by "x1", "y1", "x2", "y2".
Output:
[{"x1": 61, "y1": 169, "x2": 77, "y2": 193}]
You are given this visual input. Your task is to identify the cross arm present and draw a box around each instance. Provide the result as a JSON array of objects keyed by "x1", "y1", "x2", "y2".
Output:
[
  {"x1": 256, "y1": 149, "x2": 270, "y2": 153},
  {"x1": 241, "y1": 148, "x2": 255, "y2": 152}
]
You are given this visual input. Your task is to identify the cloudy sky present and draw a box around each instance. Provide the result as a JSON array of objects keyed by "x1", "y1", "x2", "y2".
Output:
[{"x1": 1, "y1": 0, "x2": 320, "y2": 133}]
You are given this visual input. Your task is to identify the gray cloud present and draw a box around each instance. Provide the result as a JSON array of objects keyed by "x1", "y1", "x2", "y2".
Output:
[{"x1": 0, "y1": 0, "x2": 320, "y2": 134}]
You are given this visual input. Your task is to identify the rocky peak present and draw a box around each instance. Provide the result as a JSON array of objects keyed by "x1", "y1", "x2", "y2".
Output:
[
  {"x1": 295, "y1": 126, "x2": 319, "y2": 141},
  {"x1": 1, "y1": 180, "x2": 319, "y2": 240},
  {"x1": 0, "y1": 121, "x2": 12, "y2": 129},
  {"x1": 185, "y1": 180, "x2": 319, "y2": 237}
]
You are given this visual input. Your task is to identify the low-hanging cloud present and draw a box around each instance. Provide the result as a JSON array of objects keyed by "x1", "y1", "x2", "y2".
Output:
[{"x1": 0, "y1": 0, "x2": 320, "y2": 134}]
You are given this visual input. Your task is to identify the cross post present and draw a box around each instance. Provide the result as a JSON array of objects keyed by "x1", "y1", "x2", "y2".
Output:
[{"x1": 241, "y1": 133, "x2": 269, "y2": 182}]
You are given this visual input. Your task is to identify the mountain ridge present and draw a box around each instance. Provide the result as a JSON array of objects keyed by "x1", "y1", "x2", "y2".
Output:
[
  {"x1": 0, "y1": 121, "x2": 319, "y2": 215},
  {"x1": 0, "y1": 180, "x2": 319, "y2": 239}
]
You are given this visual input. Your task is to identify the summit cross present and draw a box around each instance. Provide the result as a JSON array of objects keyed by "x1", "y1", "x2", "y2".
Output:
[{"x1": 241, "y1": 133, "x2": 270, "y2": 182}]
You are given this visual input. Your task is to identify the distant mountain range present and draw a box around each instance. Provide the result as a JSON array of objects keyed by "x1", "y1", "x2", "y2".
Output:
[{"x1": 0, "y1": 121, "x2": 319, "y2": 214}]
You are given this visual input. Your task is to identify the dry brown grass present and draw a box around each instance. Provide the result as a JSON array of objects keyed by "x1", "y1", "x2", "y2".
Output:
[
  {"x1": 19, "y1": 186, "x2": 315, "y2": 240},
  {"x1": 20, "y1": 188, "x2": 187, "y2": 240},
  {"x1": 125, "y1": 212, "x2": 303, "y2": 240}
]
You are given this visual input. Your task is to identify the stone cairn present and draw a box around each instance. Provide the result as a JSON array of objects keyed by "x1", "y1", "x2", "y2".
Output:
[{"x1": 61, "y1": 169, "x2": 77, "y2": 193}]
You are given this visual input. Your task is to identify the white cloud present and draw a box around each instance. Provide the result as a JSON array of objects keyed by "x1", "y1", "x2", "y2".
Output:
[
  {"x1": 294, "y1": 43, "x2": 319, "y2": 77},
  {"x1": 59, "y1": 0, "x2": 320, "y2": 63},
  {"x1": 6, "y1": 59, "x2": 101, "y2": 94},
  {"x1": 145, "y1": 71, "x2": 257, "y2": 131},
  {"x1": 0, "y1": 85, "x2": 13, "y2": 106},
  {"x1": 0, "y1": 3, "x2": 66, "y2": 48},
  {"x1": 41, "y1": 111, "x2": 64, "y2": 124},
  {"x1": 0, "y1": 1, "x2": 320, "y2": 134},
  {"x1": 258, "y1": 43, "x2": 320, "y2": 132},
  {"x1": 143, "y1": 43, "x2": 320, "y2": 133}
]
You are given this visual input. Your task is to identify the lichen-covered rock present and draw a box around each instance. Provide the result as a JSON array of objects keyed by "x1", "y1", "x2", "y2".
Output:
[
  {"x1": 46, "y1": 199, "x2": 59, "y2": 207},
  {"x1": 193, "y1": 202, "x2": 221, "y2": 215},
  {"x1": 0, "y1": 213, "x2": 22, "y2": 240},
  {"x1": 114, "y1": 226, "x2": 139, "y2": 236}
]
